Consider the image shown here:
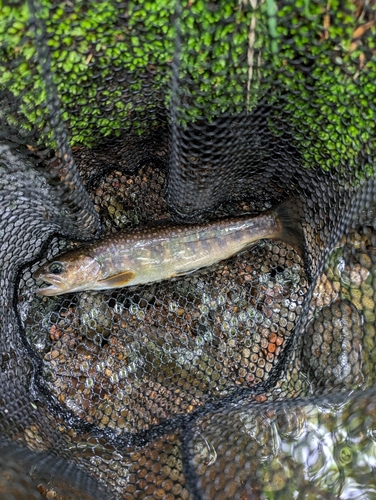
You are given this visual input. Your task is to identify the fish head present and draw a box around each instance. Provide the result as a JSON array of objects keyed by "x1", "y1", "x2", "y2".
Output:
[{"x1": 33, "y1": 250, "x2": 101, "y2": 296}]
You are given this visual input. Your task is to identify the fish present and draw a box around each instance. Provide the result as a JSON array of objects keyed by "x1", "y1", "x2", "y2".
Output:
[{"x1": 34, "y1": 199, "x2": 304, "y2": 296}]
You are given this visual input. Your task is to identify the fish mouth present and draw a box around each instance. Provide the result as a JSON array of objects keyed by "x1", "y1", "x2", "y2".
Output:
[
  {"x1": 34, "y1": 274, "x2": 67, "y2": 296},
  {"x1": 36, "y1": 284, "x2": 64, "y2": 296},
  {"x1": 34, "y1": 274, "x2": 92, "y2": 296}
]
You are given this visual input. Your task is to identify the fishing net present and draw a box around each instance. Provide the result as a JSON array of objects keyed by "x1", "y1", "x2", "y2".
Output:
[{"x1": 1, "y1": 0, "x2": 376, "y2": 498}]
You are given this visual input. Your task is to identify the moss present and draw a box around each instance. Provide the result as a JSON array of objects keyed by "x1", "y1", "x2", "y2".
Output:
[
  {"x1": 0, "y1": 0, "x2": 254, "y2": 145},
  {"x1": 257, "y1": 0, "x2": 376, "y2": 174},
  {"x1": 0, "y1": 0, "x2": 375, "y2": 178},
  {"x1": 0, "y1": 0, "x2": 176, "y2": 145}
]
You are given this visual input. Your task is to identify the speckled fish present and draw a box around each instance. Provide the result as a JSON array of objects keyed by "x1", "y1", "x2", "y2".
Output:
[{"x1": 34, "y1": 199, "x2": 304, "y2": 296}]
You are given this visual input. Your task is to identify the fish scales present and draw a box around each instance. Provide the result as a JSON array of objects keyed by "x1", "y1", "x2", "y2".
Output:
[
  {"x1": 88, "y1": 214, "x2": 278, "y2": 281},
  {"x1": 33, "y1": 199, "x2": 304, "y2": 295}
]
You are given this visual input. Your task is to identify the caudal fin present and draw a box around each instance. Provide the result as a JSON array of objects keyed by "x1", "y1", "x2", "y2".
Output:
[{"x1": 273, "y1": 198, "x2": 305, "y2": 258}]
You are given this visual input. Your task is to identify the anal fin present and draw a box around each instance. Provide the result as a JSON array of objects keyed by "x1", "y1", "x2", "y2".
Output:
[{"x1": 97, "y1": 270, "x2": 136, "y2": 288}]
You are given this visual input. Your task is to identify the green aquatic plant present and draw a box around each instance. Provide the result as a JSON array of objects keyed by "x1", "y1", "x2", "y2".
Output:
[
  {"x1": 258, "y1": 0, "x2": 376, "y2": 173},
  {"x1": 0, "y1": 0, "x2": 375, "y2": 178}
]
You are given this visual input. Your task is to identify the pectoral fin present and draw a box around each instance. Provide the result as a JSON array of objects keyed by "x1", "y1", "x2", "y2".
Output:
[{"x1": 97, "y1": 270, "x2": 136, "y2": 288}]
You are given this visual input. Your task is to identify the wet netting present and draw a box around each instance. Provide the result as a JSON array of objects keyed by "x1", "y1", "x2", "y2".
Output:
[{"x1": 1, "y1": 0, "x2": 376, "y2": 498}]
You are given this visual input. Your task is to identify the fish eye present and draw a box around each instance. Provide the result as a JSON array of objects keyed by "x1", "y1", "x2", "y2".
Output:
[{"x1": 48, "y1": 262, "x2": 65, "y2": 275}]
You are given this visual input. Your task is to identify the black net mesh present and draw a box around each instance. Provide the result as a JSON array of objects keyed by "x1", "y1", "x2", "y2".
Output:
[{"x1": 1, "y1": 0, "x2": 376, "y2": 498}]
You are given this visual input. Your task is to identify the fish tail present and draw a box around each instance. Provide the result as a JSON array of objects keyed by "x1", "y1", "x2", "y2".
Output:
[{"x1": 273, "y1": 198, "x2": 305, "y2": 258}]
